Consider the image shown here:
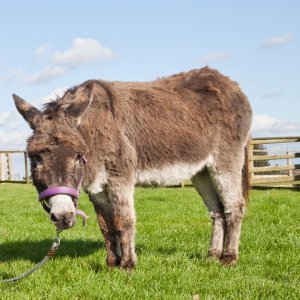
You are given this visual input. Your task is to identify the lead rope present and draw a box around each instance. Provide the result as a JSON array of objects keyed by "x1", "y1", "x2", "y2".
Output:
[
  {"x1": 1, "y1": 229, "x2": 62, "y2": 283},
  {"x1": 2, "y1": 156, "x2": 88, "y2": 283}
]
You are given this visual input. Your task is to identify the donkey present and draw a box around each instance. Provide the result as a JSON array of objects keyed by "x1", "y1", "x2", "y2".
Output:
[{"x1": 13, "y1": 67, "x2": 252, "y2": 268}]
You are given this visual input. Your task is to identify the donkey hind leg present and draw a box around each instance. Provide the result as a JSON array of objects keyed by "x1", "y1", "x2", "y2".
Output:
[
  {"x1": 208, "y1": 159, "x2": 246, "y2": 266},
  {"x1": 90, "y1": 189, "x2": 122, "y2": 267},
  {"x1": 90, "y1": 185, "x2": 137, "y2": 269},
  {"x1": 192, "y1": 169, "x2": 226, "y2": 260}
]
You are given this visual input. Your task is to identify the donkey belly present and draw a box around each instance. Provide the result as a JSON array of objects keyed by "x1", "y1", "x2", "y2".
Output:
[{"x1": 136, "y1": 156, "x2": 213, "y2": 186}]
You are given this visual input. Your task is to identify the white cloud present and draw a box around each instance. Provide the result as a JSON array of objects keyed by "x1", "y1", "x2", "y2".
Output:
[
  {"x1": 252, "y1": 114, "x2": 300, "y2": 136},
  {"x1": 32, "y1": 44, "x2": 52, "y2": 63},
  {"x1": 198, "y1": 52, "x2": 229, "y2": 64},
  {"x1": 0, "y1": 128, "x2": 30, "y2": 148},
  {"x1": 261, "y1": 91, "x2": 282, "y2": 98},
  {"x1": 7, "y1": 38, "x2": 113, "y2": 84},
  {"x1": 0, "y1": 111, "x2": 13, "y2": 126},
  {"x1": 0, "y1": 111, "x2": 30, "y2": 148},
  {"x1": 52, "y1": 38, "x2": 113, "y2": 68},
  {"x1": 26, "y1": 66, "x2": 65, "y2": 84},
  {"x1": 6, "y1": 38, "x2": 113, "y2": 85},
  {"x1": 7, "y1": 121, "x2": 21, "y2": 130},
  {"x1": 10, "y1": 66, "x2": 65, "y2": 85},
  {"x1": 259, "y1": 34, "x2": 294, "y2": 49}
]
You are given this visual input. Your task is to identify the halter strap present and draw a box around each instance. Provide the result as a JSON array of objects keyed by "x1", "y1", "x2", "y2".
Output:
[{"x1": 38, "y1": 186, "x2": 80, "y2": 202}]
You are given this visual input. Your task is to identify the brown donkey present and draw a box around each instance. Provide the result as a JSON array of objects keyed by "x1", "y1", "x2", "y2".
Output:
[{"x1": 13, "y1": 67, "x2": 252, "y2": 268}]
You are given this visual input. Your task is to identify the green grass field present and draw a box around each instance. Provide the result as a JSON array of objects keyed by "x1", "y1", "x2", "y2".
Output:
[{"x1": 0, "y1": 184, "x2": 299, "y2": 299}]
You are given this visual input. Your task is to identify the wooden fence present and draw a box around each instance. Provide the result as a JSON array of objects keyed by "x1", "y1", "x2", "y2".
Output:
[
  {"x1": 249, "y1": 136, "x2": 300, "y2": 188},
  {"x1": 1, "y1": 136, "x2": 300, "y2": 188},
  {"x1": 0, "y1": 150, "x2": 30, "y2": 184}
]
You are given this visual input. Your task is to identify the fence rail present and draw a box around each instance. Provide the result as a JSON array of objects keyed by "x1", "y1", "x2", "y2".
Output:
[
  {"x1": 249, "y1": 136, "x2": 300, "y2": 188},
  {"x1": 1, "y1": 136, "x2": 300, "y2": 188}
]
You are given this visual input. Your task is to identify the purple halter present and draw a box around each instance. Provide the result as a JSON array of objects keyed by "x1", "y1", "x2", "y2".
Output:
[
  {"x1": 38, "y1": 186, "x2": 80, "y2": 202},
  {"x1": 38, "y1": 155, "x2": 88, "y2": 225}
]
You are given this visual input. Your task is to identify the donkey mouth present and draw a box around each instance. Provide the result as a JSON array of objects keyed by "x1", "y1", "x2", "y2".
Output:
[
  {"x1": 50, "y1": 211, "x2": 76, "y2": 230},
  {"x1": 54, "y1": 219, "x2": 76, "y2": 230}
]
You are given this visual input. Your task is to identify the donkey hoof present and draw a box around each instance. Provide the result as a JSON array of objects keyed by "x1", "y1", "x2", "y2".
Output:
[
  {"x1": 208, "y1": 250, "x2": 222, "y2": 260},
  {"x1": 120, "y1": 258, "x2": 137, "y2": 270},
  {"x1": 220, "y1": 254, "x2": 238, "y2": 266},
  {"x1": 106, "y1": 255, "x2": 121, "y2": 268}
]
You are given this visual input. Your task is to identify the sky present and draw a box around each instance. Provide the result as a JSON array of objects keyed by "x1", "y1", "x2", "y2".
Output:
[{"x1": 0, "y1": 0, "x2": 300, "y2": 149}]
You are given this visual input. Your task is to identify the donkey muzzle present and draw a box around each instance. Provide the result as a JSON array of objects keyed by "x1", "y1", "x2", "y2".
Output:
[{"x1": 48, "y1": 195, "x2": 76, "y2": 229}]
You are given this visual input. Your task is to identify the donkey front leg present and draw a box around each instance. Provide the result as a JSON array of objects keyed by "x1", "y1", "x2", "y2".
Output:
[
  {"x1": 90, "y1": 184, "x2": 137, "y2": 269},
  {"x1": 90, "y1": 190, "x2": 122, "y2": 267},
  {"x1": 107, "y1": 183, "x2": 137, "y2": 269}
]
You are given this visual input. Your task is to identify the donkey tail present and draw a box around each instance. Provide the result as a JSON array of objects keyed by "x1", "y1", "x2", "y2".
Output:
[{"x1": 242, "y1": 139, "x2": 251, "y2": 205}]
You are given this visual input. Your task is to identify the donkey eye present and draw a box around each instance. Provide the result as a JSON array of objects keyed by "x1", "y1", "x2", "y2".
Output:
[
  {"x1": 76, "y1": 154, "x2": 82, "y2": 162},
  {"x1": 31, "y1": 154, "x2": 43, "y2": 165}
]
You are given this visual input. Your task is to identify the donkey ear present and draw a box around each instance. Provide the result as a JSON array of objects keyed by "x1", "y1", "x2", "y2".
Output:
[
  {"x1": 12, "y1": 94, "x2": 41, "y2": 130},
  {"x1": 65, "y1": 81, "x2": 94, "y2": 126}
]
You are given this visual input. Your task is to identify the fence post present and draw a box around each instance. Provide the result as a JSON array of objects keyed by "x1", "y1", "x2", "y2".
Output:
[
  {"x1": 287, "y1": 151, "x2": 293, "y2": 177},
  {"x1": 7, "y1": 153, "x2": 13, "y2": 181},
  {"x1": 248, "y1": 142, "x2": 254, "y2": 179},
  {"x1": 24, "y1": 151, "x2": 30, "y2": 184},
  {"x1": 0, "y1": 153, "x2": 4, "y2": 181}
]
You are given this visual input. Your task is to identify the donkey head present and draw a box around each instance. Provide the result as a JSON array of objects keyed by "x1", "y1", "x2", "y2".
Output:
[{"x1": 13, "y1": 83, "x2": 93, "y2": 229}]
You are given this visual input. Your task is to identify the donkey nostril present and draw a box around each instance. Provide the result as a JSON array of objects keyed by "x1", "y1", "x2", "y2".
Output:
[
  {"x1": 50, "y1": 213, "x2": 59, "y2": 222},
  {"x1": 62, "y1": 214, "x2": 74, "y2": 226}
]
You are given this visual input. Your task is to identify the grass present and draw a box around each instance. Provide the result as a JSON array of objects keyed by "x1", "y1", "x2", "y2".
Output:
[{"x1": 0, "y1": 184, "x2": 299, "y2": 299}]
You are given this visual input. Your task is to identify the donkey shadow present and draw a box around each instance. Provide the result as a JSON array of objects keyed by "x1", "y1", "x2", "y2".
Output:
[{"x1": 0, "y1": 239, "x2": 104, "y2": 263}]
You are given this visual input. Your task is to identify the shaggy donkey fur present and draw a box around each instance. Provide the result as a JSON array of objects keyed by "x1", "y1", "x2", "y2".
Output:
[{"x1": 14, "y1": 67, "x2": 252, "y2": 268}]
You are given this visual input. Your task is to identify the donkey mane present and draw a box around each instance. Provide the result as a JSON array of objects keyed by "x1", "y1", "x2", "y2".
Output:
[
  {"x1": 42, "y1": 86, "x2": 79, "y2": 112},
  {"x1": 43, "y1": 80, "x2": 117, "y2": 118}
]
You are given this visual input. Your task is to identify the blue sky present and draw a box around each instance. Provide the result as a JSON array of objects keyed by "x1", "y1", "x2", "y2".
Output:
[{"x1": 0, "y1": 1, "x2": 299, "y2": 148}]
